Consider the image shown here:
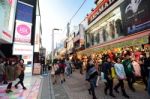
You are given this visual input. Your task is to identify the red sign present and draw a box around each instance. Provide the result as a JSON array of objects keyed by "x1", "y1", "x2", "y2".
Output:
[{"x1": 87, "y1": 0, "x2": 117, "y2": 24}]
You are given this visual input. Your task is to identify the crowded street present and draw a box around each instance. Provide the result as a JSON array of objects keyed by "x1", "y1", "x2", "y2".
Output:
[
  {"x1": 0, "y1": 0, "x2": 150, "y2": 99},
  {"x1": 53, "y1": 70, "x2": 150, "y2": 99}
]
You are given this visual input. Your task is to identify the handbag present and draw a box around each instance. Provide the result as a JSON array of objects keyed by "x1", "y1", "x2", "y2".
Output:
[{"x1": 111, "y1": 67, "x2": 116, "y2": 79}]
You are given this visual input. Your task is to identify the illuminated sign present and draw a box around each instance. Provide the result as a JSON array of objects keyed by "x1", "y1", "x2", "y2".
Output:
[
  {"x1": 14, "y1": 20, "x2": 32, "y2": 43},
  {"x1": 87, "y1": 0, "x2": 117, "y2": 24}
]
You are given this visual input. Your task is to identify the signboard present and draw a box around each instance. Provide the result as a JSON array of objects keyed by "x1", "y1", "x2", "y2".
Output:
[
  {"x1": 33, "y1": 63, "x2": 41, "y2": 75},
  {"x1": 0, "y1": 0, "x2": 17, "y2": 43},
  {"x1": 16, "y1": 1, "x2": 33, "y2": 23},
  {"x1": 13, "y1": 44, "x2": 33, "y2": 55},
  {"x1": 88, "y1": 0, "x2": 118, "y2": 24},
  {"x1": 14, "y1": 20, "x2": 32, "y2": 43},
  {"x1": 121, "y1": 0, "x2": 150, "y2": 34}
]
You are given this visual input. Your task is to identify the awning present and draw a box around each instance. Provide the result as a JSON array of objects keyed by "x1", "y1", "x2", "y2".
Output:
[{"x1": 78, "y1": 29, "x2": 150, "y2": 56}]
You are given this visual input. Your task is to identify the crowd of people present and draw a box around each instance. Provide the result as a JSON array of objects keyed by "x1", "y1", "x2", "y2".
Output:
[
  {"x1": 51, "y1": 50, "x2": 150, "y2": 99},
  {"x1": 0, "y1": 58, "x2": 26, "y2": 93}
]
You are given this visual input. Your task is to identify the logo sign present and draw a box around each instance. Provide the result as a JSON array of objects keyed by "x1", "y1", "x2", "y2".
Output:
[
  {"x1": 14, "y1": 20, "x2": 32, "y2": 43},
  {"x1": 17, "y1": 24, "x2": 30, "y2": 35},
  {"x1": 121, "y1": 0, "x2": 150, "y2": 34},
  {"x1": 13, "y1": 44, "x2": 33, "y2": 55}
]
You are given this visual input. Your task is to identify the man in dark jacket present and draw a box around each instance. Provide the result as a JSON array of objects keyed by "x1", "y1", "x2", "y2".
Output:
[
  {"x1": 86, "y1": 59, "x2": 98, "y2": 99},
  {"x1": 102, "y1": 57, "x2": 115, "y2": 98},
  {"x1": 122, "y1": 54, "x2": 135, "y2": 92}
]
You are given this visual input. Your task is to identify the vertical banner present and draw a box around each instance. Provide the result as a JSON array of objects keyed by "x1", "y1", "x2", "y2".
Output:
[{"x1": 14, "y1": 20, "x2": 32, "y2": 43}]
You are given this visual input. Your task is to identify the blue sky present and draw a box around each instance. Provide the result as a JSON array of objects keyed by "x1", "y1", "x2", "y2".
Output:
[{"x1": 39, "y1": 0, "x2": 95, "y2": 52}]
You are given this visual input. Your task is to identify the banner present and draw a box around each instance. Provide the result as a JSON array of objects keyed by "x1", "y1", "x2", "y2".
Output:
[
  {"x1": 14, "y1": 20, "x2": 32, "y2": 43},
  {"x1": 121, "y1": 0, "x2": 150, "y2": 34}
]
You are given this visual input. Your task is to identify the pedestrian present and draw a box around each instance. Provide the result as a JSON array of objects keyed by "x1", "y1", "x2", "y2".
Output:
[
  {"x1": 65, "y1": 58, "x2": 72, "y2": 78},
  {"x1": 114, "y1": 57, "x2": 129, "y2": 98},
  {"x1": 77, "y1": 59, "x2": 83, "y2": 75},
  {"x1": 51, "y1": 61, "x2": 59, "y2": 84},
  {"x1": 14, "y1": 59, "x2": 26, "y2": 90},
  {"x1": 122, "y1": 53, "x2": 135, "y2": 92},
  {"x1": 102, "y1": 56, "x2": 115, "y2": 98},
  {"x1": 132, "y1": 58, "x2": 141, "y2": 77},
  {"x1": 59, "y1": 59, "x2": 66, "y2": 84},
  {"x1": 0, "y1": 59, "x2": 5, "y2": 84},
  {"x1": 5, "y1": 60, "x2": 16, "y2": 93},
  {"x1": 86, "y1": 58, "x2": 98, "y2": 99}
]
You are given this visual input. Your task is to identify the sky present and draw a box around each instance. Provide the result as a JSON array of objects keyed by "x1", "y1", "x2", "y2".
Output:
[{"x1": 39, "y1": 0, "x2": 95, "y2": 52}]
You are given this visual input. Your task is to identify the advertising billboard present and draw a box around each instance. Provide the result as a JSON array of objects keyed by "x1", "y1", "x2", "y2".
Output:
[
  {"x1": 14, "y1": 20, "x2": 32, "y2": 43},
  {"x1": 121, "y1": 0, "x2": 150, "y2": 34},
  {"x1": 0, "y1": 0, "x2": 17, "y2": 43},
  {"x1": 16, "y1": 1, "x2": 33, "y2": 23},
  {"x1": 13, "y1": 44, "x2": 33, "y2": 55}
]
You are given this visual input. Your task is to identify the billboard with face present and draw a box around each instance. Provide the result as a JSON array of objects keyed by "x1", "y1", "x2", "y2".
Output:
[{"x1": 121, "y1": 0, "x2": 150, "y2": 34}]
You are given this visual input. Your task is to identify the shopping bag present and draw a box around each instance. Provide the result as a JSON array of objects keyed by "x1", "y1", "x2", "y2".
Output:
[
  {"x1": 101, "y1": 72, "x2": 106, "y2": 82},
  {"x1": 96, "y1": 76, "x2": 100, "y2": 86},
  {"x1": 111, "y1": 67, "x2": 116, "y2": 79}
]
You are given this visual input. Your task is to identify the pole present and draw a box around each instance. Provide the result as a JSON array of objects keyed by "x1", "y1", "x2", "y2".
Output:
[{"x1": 52, "y1": 29, "x2": 54, "y2": 64}]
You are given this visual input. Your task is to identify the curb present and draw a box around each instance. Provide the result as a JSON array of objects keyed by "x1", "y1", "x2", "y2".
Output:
[{"x1": 37, "y1": 76, "x2": 44, "y2": 99}]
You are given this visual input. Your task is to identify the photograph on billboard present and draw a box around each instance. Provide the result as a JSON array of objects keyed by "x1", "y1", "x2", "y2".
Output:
[
  {"x1": 16, "y1": 1, "x2": 33, "y2": 23},
  {"x1": 121, "y1": 0, "x2": 150, "y2": 34},
  {"x1": 14, "y1": 20, "x2": 32, "y2": 43}
]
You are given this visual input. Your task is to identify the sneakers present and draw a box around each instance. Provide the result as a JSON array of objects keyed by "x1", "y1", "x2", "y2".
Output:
[
  {"x1": 15, "y1": 85, "x2": 18, "y2": 89},
  {"x1": 114, "y1": 88, "x2": 119, "y2": 93},
  {"x1": 23, "y1": 87, "x2": 27, "y2": 90},
  {"x1": 109, "y1": 94, "x2": 116, "y2": 98},
  {"x1": 88, "y1": 89, "x2": 91, "y2": 95},
  {"x1": 6, "y1": 89, "x2": 13, "y2": 93},
  {"x1": 123, "y1": 94, "x2": 130, "y2": 98}
]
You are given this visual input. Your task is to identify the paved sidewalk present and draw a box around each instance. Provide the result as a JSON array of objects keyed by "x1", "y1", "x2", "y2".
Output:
[
  {"x1": 53, "y1": 70, "x2": 150, "y2": 99},
  {"x1": 39, "y1": 73, "x2": 55, "y2": 99},
  {"x1": 0, "y1": 75, "x2": 41, "y2": 99}
]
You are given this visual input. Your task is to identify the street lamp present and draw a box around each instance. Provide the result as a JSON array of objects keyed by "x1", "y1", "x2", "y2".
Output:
[{"x1": 51, "y1": 28, "x2": 61, "y2": 64}]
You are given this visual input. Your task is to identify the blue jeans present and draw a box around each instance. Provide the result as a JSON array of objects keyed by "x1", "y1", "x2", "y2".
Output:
[
  {"x1": 66, "y1": 66, "x2": 71, "y2": 76},
  {"x1": 89, "y1": 76, "x2": 97, "y2": 98},
  {"x1": 148, "y1": 71, "x2": 150, "y2": 95}
]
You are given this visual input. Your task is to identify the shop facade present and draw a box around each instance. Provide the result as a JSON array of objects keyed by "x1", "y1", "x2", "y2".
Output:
[{"x1": 78, "y1": 0, "x2": 150, "y2": 62}]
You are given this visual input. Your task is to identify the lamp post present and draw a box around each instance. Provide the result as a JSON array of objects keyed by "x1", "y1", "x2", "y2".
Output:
[{"x1": 51, "y1": 28, "x2": 61, "y2": 64}]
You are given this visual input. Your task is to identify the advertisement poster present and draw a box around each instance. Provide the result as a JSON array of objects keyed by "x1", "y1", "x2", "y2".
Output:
[
  {"x1": 14, "y1": 20, "x2": 32, "y2": 43},
  {"x1": 121, "y1": 0, "x2": 150, "y2": 34},
  {"x1": 0, "y1": 0, "x2": 16, "y2": 43},
  {"x1": 16, "y1": 1, "x2": 33, "y2": 23}
]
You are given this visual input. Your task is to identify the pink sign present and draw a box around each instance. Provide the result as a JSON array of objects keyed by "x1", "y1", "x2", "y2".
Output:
[
  {"x1": 15, "y1": 20, "x2": 32, "y2": 43},
  {"x1": 17, "y1": 24, "x2": 31, "y2": 35},
  {"x1": 8, "y1": 0, "x2": 13, "y2": 5}
]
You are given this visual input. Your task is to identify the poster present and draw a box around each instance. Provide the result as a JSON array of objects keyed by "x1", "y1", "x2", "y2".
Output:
[
  {"x1": 16, "y1": 1, "x2": 33, "y2": 23},
  {"x1": 121, "y1": 0, "x2": 150, "y2": 34},
  {"x1": 14, "y1": 20, "x2": 32, "y2": 43}
]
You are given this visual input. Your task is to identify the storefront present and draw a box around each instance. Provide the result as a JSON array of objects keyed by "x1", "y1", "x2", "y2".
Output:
[{"x1": 79, "y1": 0, "x2": 150, "y2": 62}]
